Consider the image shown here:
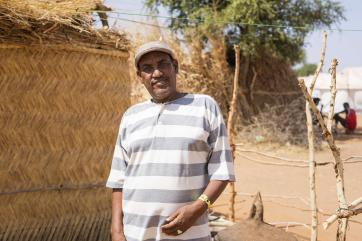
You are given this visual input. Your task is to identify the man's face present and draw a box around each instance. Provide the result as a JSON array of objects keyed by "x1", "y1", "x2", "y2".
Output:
[{"x1": 137, "y1": 51, "x2": 178, "y2": 103}]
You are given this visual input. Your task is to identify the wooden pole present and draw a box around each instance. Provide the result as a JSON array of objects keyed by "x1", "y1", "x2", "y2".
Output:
[
  {"x1": 298, "y1": 78, "x2": 349, "y2": 241},
  {"x1": 326, "y1": 59, "x2": 349, "y2": 241},
  {"x1": 327, "y1": 59, "x2": 338, "y2": 132},
  {"x1": 305, "y1": 31, "x2": 327, "y2": 241},
  {"x1": 227, "y1": 45, "x2": 240, "y2": 222},
  {"x1": 309, "y1": 31, "x2": 328, "y2": 91},
  {"x1": 306, "y1": 95, "x2": 318, "y2": 241}
]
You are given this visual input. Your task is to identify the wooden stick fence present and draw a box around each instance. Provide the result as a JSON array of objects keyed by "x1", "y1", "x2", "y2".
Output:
[
  {"x1": 299, "y1": 76, "x2": 350, "y2": 241},
  {"x1": 323, "y1": 196, "x2": 362, "y2": 229},
  {"x1": 223, "y1": 34, "x2": 362, "y2": 240},
  {"x1": 235, "y1": 147, "x2": 362, "y2": 164},
  {"x1": 235, "y1": 148, "x2": 362, "y2": 167}
]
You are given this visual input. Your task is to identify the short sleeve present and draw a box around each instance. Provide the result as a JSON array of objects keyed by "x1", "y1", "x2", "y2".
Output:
[
  {"x1": 106, "y1": 118, "x2": 129, "y2": 189},
  {"x1": 206, "y1": 97, "x2": 235, "y2": 182}
]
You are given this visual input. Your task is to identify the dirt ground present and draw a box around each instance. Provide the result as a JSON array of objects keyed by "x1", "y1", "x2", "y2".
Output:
[{"x1": 213, "y1": 115, "x2": 362, "y2": 241}]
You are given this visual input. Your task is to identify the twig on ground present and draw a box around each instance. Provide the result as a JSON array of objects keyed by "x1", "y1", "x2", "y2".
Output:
[{"x1": 270, "y1": 221, "x2": 311, "y2": 230}]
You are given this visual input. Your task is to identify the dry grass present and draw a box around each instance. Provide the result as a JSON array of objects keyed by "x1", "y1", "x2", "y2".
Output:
[
  {"x1": 0, "y1": 0, "x2": 129, "y2": 50},
  {"x1": 237, "y1": 97, "x2": 323, "y2": 147},
  {"x1": 167, "y1": 30, "x2": 234, "y2": 119}
]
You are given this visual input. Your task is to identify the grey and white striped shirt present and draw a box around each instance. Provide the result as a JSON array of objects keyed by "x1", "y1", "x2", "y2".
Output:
[{"x1": 106, "y1": 93, "x2": 235, "y2": 241}]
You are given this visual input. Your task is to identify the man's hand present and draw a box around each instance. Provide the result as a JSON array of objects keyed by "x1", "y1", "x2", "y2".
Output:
[
  {"x1": 161, "y1": 200, "x2": 207, "y2": 236},
  {"x1": 111, "y1": 231, "x2": 126, "y2": 241}
]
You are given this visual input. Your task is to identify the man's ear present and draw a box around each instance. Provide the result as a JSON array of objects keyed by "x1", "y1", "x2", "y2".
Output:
[
  {"x1": 136, "y1": 69, "x2": 143, "y2": 83},
  {"x1": 172, "y1": 59, "x2": 179, "y2": 74}
]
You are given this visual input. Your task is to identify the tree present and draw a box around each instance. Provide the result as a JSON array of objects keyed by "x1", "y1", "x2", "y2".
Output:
[
  {"x1": 295, "y1": 63, "x2": 318, "y2": 77},
  {"x1": 145, "y1": 0, "x2": 344, "y2": 118}
]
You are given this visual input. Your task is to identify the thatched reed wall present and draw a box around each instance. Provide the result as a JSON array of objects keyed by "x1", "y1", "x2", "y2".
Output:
[
  {"x1": 0, "y1": 1, "x2": 131, "y2": 240},
  {"x1": 0, "y1": 44, "x2": 130, "y2": 240},
  {"x1": 0, "y1": 0, "x2": 131, "y2": 237}
]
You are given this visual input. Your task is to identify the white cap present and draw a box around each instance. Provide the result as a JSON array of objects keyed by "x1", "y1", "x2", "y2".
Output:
[{"x1": 135, "y1": 41, "x2": 176, "y2": 67}]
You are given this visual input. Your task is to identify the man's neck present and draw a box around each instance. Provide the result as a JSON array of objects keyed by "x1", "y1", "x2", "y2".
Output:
[{"x1": 152, "y1": 92, "x2": 186, "y2": 104}]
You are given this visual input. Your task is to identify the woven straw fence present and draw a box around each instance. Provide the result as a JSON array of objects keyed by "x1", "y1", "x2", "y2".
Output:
[{"x1": 0, "y1": 44, "x2": 131, "y2": 240}]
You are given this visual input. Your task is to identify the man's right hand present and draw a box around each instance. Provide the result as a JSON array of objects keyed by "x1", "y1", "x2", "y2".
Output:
[{"x1": 112, "y1": 231, "x2": 126, "y2": 241}]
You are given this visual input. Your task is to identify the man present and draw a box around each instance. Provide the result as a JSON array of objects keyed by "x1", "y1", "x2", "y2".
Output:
[
  {"x1": 333, "y1": 102, "x2": 357, "y2": 133},
  {"x1": 106, "y1": 41, "x2": 235, "y2": 241}
]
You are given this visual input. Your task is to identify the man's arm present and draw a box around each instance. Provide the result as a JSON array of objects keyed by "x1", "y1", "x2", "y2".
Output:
[
  {"x1": 161, "y1": 180, "x2": 229, "y2": 235},
  {"x1": 111, "y1": 189, "x2": 126, "y2": 241}
]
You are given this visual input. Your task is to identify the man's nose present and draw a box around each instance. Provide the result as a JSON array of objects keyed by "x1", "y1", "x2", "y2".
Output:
[{"x1": 152, "y1": 68, "x2": 163, "y2": 77}]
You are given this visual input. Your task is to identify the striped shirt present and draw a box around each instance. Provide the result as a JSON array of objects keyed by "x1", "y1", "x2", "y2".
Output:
[{"x1": 106, "y1": 93, "x2": 235, "y2": 241}]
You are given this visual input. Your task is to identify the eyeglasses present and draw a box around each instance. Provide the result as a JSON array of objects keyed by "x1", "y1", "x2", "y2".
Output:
[{"x1": 140, "y1": 61, "x2": 173, "y2": 74}]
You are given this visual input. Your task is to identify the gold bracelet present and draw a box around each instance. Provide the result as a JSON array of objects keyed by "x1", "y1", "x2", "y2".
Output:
[{"x1": 198, "y1": 194, "x2": 212, "y2": 209}]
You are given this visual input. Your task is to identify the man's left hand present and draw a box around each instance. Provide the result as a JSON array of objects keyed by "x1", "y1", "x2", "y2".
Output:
[{"x1": 161, "y1": 200, "x2": 207, "y2": 236}]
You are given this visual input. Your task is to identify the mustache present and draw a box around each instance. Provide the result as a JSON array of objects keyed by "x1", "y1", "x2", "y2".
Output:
[{"x1": 151, "y1": 78, "x2": 168, "y2": 85}]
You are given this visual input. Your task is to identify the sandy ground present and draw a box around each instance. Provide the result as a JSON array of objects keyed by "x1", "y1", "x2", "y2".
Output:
[{"x1": 213, "y1": 115, "x2": 362, "y2": 241}]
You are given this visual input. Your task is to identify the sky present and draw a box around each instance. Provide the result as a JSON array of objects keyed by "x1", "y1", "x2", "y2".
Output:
[
  {"x1": 304, "y1": 0, "x2": 362, "y2": 71},
  {"x1": 105, "y1": 0, "x2": 362, "y2": 71}
]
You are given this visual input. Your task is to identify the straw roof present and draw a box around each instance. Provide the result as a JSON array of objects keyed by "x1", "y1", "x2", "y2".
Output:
[{"x1": 0, "y1": 0, "x2": 129, "y2": 50}]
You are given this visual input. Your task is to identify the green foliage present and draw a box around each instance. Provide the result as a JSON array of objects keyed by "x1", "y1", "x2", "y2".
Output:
[
  {"x1": 145, "y1": 0, "x2": 344, "y2": 64},
  {"x1": 295, "y1": 63, "x2": 318, "y2": 76}
]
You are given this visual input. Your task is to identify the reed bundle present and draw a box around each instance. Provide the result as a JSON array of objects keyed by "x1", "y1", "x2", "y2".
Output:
[{"x1": 0, "y1": 0, "x2": 128, "y2": 50}]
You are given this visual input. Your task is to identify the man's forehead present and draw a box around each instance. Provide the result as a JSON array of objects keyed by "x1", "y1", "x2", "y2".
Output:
[{"x1": 138, "y1": 51, "x2": 173, "y2": 65}]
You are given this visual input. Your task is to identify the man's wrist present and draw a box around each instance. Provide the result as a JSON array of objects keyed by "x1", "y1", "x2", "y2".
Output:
[
  {"x1": 192, "y1": 198, "x2": 208, "y2": 214},
  {"x1": 198, "y1": 194, "x2": 212, "y2": 209},
  {"x1": 111, "y1": 225, "x2": 124, "y2": 234}
]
